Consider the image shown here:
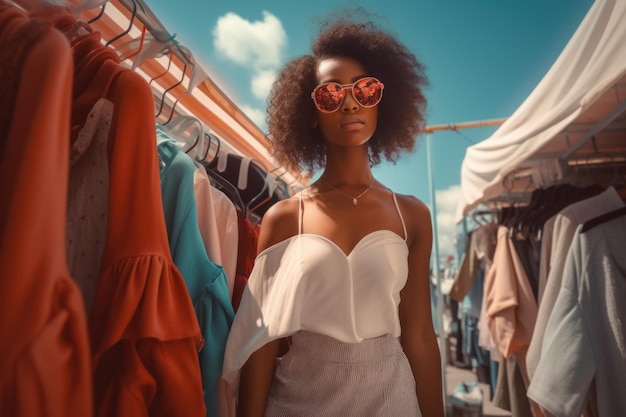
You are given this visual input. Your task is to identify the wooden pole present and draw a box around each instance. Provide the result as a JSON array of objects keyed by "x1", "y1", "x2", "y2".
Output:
[{"x1": 422, "y1": 117, "x2": 507, "y2": 133}]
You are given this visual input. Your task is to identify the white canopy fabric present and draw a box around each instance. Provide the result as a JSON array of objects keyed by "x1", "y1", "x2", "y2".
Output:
[{"x1": 456, "y1": 0, "x2": 626, "y2": 222}]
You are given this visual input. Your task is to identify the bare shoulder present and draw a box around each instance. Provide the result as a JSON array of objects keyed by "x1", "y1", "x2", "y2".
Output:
[
  {"x1": 256, "y1": 194, "x2": 301, "y2": 253},
  {"x1": 393, "y1": 193, "x2": 431, "y2": 222},
  {"x1": 392, "y1": 192, "x2": 432, "y2": 246}
]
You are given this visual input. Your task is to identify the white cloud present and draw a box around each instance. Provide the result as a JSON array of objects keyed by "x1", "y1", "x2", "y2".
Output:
[
  {"x1": 239, "y1": 104, "x2": 267, "y2": 131},
  {"x1": 434, "y1": 185, "x2": 462, "y2": 263},
  {"x1": 213, "y1": 11, "x2": 286, "y2": 71},
  {"x1": 251, "y1": 69, "x2": 277, "y2": 100},
  {"x1": 212, "y1": 11, "x2": 286, "y2": 129}
]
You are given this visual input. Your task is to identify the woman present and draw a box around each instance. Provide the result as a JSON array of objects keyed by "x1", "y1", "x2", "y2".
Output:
[{"x1": 222, "y1": 15, "x2": 444, "y2": 417}]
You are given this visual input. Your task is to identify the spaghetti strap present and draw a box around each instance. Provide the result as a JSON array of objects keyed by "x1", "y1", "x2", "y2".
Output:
[
  {"x1": 298, "y1": 191, "x2": 304, "y2": 235},
  {"x1": 391, "y1": 192, "x2": 407, "y2": 241}
]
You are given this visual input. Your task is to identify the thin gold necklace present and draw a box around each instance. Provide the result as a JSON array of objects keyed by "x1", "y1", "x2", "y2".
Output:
[{"x1": 320, "y1": 176, "x2": 375, "y2": 206}]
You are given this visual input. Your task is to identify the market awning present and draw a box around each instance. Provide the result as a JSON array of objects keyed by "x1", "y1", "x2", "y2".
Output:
[{"x1": 457, "y1": 0, "x2": 626, "y2": 222}]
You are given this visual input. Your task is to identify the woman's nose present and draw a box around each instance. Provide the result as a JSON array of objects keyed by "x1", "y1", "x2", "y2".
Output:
[{"x1": 341, "y1": 89, "x2": 359, "y2": 112}]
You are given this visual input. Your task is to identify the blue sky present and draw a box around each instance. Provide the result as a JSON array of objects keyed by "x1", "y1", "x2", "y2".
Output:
[{"x1": 146, "y1": 0, "x2": 594, "y2": 261}]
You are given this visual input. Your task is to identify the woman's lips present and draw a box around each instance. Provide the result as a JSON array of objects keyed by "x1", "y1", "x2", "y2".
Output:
[{"x1": 340, "y1": 117, "x2": 364, "y2": 128}]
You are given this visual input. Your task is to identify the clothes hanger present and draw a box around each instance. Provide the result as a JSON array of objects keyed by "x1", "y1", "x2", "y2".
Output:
[
  {"x1": 497, "y1": 205, "x2": 513, "y2": 226},
  {"x1": 245, "y1": 159, "x2": 274, "y2": 214},
  {"x1": 248, "y1": 174, "x2": 284, "y2": 217},
  {"x1": 87, "y1": 2, "x2": 106, "y2": 24},
  {"x1": 125, "y1": 32, "x2": 178, "y2": 73},
  {"x1": 196, "y1": 133, "x2": 222, "y2": 165},
  {"x1": 175, "y1": 45, "x2": 207, "y2": 97},
  {"x1": 162, "y1": 91, "x2": 187, "y2": 125},
  {"x1": 198, "y1": 132, "x2": 220, "y2": 164},
  {"x1": 104, "y1": 0, "x2": 136, "y2": 48},
  {"x1": 471, "y1": 209, "x2": 495, "y2": 227},
  {"x1": 149, "y1": 50, "x2": 173, "y2": 88},
  {"x1": 268, "y1": 166, "x2": 290, "y2": 196},
  {"x1": 499, "y1": 172, "x2": 535, "y2": 230},
  {"x1": 249, "y1": 168, "x2": 295, "y2": 217},
  {"x1": 284, "y1": 171, "x2": 304, "y2": 197},
  {"x1": 577, "y1": 151, "x2": 626, "y2": 233},
  {"x1": 206, "y1": 151, "x2": 271, "y2": 214},
  {"x1": 497, "y1": 172, "x2": 519, "y2": 226},
  {"x1": 154, "y1": 61, "x2": 187, "y2": 120},
  {"x1": 194, "y1": 134, "x2": 247, "y2": 215},
  {"x1": 159, "y1": 115, "x2": 205, "y2": 157},
  {"x1": 508, "y1": 179, "x2": 542, "y2": 231},
  {"x1": 119, "y1": 25, "x2": 147, "y2": 61},
  {"x1": 202, "y1": 167, "x2": 248, "y2": 218},
  {"x1": 580, "y1": 205, "x2": 626, "y2": 233}
]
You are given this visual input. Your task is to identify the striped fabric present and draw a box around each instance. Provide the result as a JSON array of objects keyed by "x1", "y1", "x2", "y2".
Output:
[{"x1": 265, "y1": 331, "x2": 422, "y2": 416}]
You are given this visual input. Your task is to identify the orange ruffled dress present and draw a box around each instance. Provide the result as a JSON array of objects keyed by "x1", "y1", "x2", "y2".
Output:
[
  {"x1": 67, "y1": 30, "x2": 207, "y2": 417},
  {"x1": 0, "y1": 5, "x2": 92, "y2": 417}
]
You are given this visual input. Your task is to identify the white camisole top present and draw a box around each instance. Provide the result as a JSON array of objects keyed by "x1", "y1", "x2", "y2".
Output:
[{"x1": 222, "y1": 190, "x2": 409, "y2": 392}]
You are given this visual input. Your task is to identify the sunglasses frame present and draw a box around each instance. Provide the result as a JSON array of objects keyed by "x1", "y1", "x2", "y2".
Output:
[{"x1": 311, "y1": 76, "x2": 385, "y2": 113}]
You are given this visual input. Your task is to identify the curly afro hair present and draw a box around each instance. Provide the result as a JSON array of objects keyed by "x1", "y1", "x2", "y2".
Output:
[{"x1": 266, "y1": 14, "x2": 428, "y2": 174}]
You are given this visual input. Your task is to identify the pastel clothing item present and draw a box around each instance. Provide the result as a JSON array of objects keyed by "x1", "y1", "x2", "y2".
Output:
[
  {"x1": 212, "y1": 185, "x2": 239, "y2": 296},
  {"x1": 0, "y1": 5, "x2": 92, "y2": 416},
  {"x1": 527, "y1": 218, "x2": 626, "y2": 417},
  {"x1": 67, "y1": 29, "x2": 206, "y2": 416},
  {"x1": 265, "y1": 331, "x2": 421, "y2": 417},
  {"x1": 194, "y1": 167, "x2": 239, "y2": 294},
  {"x1": 194, "y1": 168, "x2": 225, "y2": 271},
  {"x1": 526, "y1": 186, "x2": 624, "y2": 381},
  {"x1": 157, "y1": 133, "x2": 235, "y2": 417},
  {"x1": 473, "y1": 222, "x2": 498, "y2": 269},
  {"x1": 484, "y1": 226, "x2": 537, "y2": 361},
  {"x1": 223, "y1": 190, "x2": 409, "y2": 394}
]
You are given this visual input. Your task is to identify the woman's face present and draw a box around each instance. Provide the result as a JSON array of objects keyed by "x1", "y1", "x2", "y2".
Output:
[{"x1": 314, "y1": 56, "x2": 379, "y2": 149}]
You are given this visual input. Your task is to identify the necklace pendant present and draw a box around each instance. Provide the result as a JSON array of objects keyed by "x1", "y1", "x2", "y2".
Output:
[{"x1": 319, "y1": 177, "x2": 374, "y2": 207}]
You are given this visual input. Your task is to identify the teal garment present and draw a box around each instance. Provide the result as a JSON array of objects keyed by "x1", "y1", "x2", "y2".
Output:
[{"x1": 157, "y1": 128, "x2": 234, "y2": 417}]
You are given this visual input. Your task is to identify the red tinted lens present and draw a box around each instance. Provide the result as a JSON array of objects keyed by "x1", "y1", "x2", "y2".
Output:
[
  {"x1": 313, "y1": 83, "x2": 346, "y2": 112},
  {"x1": 352, "y1": 77, "x2": 383, "y2": 107}
]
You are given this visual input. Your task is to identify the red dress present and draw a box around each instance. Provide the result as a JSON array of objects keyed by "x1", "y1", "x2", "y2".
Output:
[
  {"x1": 232, "y1": 210, "x2": 259, "y2": 312},
  {"x1": 0, "y1": 5, "x2": 92, "y2": 416},
  {"x1": 69, "y1": 31, "x2": 206, "y2": 417}
]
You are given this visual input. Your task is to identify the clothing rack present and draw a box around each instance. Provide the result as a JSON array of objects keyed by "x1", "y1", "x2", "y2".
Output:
[{"x1": 13, "y1": 0, "x2": 306, "y2": 193}]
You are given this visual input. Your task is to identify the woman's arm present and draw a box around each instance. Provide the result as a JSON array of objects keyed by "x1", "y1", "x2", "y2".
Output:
[
  {"x1": 237, "y1": 340, "x2": 280, "y2": 417},
  {"x1": 235, "y1": 198, "x2": 299, "y2": 417},
  {"x1": 398, "y1": 197, "x2": 445, "y2": 417}
]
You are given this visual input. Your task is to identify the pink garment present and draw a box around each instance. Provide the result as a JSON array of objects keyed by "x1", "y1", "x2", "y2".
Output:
[
  {"x1": 213, "y1": 187, "x2": 239, "y2": 295},
  {"x1": 477, "y1": 264, "x2": 499, "y2": 360},
  {"x1": 194, "y1": 169, "x2": 226, "y2": 271},
  {"x1": 484, "y1": 227, "x2": 537, "y2": 365}
]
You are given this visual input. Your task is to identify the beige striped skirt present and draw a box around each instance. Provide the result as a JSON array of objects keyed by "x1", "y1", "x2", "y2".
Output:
[{"x1": 265, "y1": 331, "x2": 422, "y2": 417}]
